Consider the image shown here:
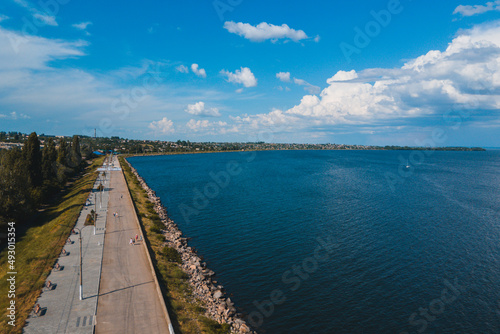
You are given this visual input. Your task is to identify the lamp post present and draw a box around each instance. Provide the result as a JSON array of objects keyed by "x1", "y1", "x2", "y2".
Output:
[
  {"x1": 101, "y1": 171, "x2": 106, "y2": 208},
  {"x1": 94, "y1": 181, "x2": 97, "y2": 234},
  {"x1": 69, "y1": 225, "x2": 91, "y2": 300},
  {"x1": 74, "y1": 227, "x2": 83, "y2": 300}
]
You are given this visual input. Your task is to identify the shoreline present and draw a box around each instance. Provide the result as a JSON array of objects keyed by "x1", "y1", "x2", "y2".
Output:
[
  {"x1": 122, "y1": 146, "x2": 487, "y2": 158},
  {"x1": 124, "y1": 158, "x2": 256, "y2": 334}
]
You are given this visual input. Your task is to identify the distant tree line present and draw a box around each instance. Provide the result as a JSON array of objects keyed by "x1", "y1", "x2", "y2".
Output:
[
  {"x1": 0, "y1": 131, "x2": 23, "y2": 141},
  {"x1": 383, "y1": 145, "x2": 485, "y2": 151},
  {"x1": 0, "y1": 132, "x2": 89, "y2": 225}
]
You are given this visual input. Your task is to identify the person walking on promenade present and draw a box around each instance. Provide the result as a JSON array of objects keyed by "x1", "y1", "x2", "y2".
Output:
[
  {"x1": 129, "y1": 238, "x2": 133, "y2": 246},
  {"x1": 135, "y1": 234, "x2": 138, "y2": 242}
]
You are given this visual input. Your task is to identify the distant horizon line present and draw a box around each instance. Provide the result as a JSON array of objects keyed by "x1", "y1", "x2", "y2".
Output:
[{"x1": 0, "y1": 130, "x2": 493, "y2": 149}]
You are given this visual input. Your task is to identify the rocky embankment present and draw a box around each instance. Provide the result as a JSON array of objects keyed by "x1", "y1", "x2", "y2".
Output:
[{"x1": 125, "y1": 160, "x2": 255, "y2": 334}]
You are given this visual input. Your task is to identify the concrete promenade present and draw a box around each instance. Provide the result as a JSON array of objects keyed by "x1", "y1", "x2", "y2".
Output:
[
  {"x1": 24, "y1": 163, "x2": 111, "y2": 333},
  {"x1": 23, "y1": 155, "x2": 172, "y2": 334},
  {"x1": 95, "y1": 156, "x2": 172, "y2": 334}
]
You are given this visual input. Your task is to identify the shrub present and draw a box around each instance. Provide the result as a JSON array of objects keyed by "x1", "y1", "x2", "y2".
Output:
[
  {"x1": 162, "y1": 246, "x2": 182, "y2": 263},
  {"x1": 151, "y1": 219, "x2": 163, "y2": 230},
  {"x1": 199, "y1": 316, "x2": 231, "y2": 334},
  {"x1": 149, "y1": 225, "x2": 162, "y2": 234},
  {"x1": 170, "y1": 266, "x2": 189, "y2": 280},
  {"x1": 155, "y1": 234, "x2": 166, "y2": 242},
  {"x1": 84, "y1": 213, "x2": 94, "y2": 226}
]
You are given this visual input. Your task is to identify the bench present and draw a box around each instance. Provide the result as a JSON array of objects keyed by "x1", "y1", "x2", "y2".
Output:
[
  {"x1": 61, "y1": 249, "x2": 69, "y2": 256},
  {"x1": 44, "y1": 280, "x2": 56, "y2": 291},
  {"x1": 66, "y1": 237, "x2": 73, "y2": 245},
  {"x1": 32, "y1": 304, "x2": 45, "y2": 317},
  {"x1": 53, "y1": 263, "x2": 63, "y2": 271}
]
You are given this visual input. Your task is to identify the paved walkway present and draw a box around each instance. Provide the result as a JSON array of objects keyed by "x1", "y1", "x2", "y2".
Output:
[
  {"x1": 95, "y1": 156, "x2": 172, "y2": 334},
  {"x1": 24, "y1": 162, "x2": 111, "y2": 333}
]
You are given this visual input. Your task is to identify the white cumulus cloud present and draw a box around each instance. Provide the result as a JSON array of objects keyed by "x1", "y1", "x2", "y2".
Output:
[
  {"x1": 149, "y1": 117, "x2": 175, "y2": 134},
  {"x1": 234, "y1": 21, "x2": 500, "y2": 133},
  {"x1": 185, "y1": 101, "x2": 221, "y2": 117},
  {"x1": 327, "y1": 70, "x2": 359, "y2": 83},
  {"x1": 220, "y1": 67, "x2": 257, "y2": 87},
  {"x1": 276, "y1": 72, "x2": 291, "y2": 82},
  {"x1": 186, "y1": 119, "x2": 238, "y2": 134},
  {"x1": 191, "y1": 63, "x2": 207, "y2": 78},
  {"x1": 223, "y1": 21, "x2": 311, "y2": 42},
  {"x1": 454, "y1": 1, "x2": 500, "y2": 16},
  {"x1": 187, "y1": 119, "x2": 210, "y2": 131}
]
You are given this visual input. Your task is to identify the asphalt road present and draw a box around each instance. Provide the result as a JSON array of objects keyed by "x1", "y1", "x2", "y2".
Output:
[{"x1": 95, "y1": 156, "x2": 171, "y2": 334}]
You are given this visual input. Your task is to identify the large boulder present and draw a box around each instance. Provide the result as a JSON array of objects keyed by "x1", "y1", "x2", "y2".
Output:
[{"x1": 213, "y1": 290, "x2": 223, "y2": 299}]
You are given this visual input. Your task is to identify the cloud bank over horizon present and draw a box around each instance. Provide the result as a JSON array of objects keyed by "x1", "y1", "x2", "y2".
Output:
[{"x1": 233, "y1": 21, "x2": 500, "y2": 140}]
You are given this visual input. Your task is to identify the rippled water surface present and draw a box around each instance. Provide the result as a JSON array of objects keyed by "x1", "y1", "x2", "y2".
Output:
[{"x1": 129, "y1": 150, "x2": 500, "y2": 333}]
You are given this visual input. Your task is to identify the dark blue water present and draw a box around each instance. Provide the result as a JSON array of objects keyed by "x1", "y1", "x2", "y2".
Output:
[{"x1": 129, "y1": 150, "x2": 500, "y2": 334}]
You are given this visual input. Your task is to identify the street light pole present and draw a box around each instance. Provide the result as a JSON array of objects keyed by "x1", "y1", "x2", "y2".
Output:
[
  {"x1": 72, "y1": 227, "x2": 84, "y2": 300},
  {"x1": 79, "y1": 230, "x2": 82, "y2": 300},
  {"x1": 94, "y1": 183, "x2": 97, "y2": 234},
  {"x1": 101, "y1": 183, "x2": 103, "y2": 209}
]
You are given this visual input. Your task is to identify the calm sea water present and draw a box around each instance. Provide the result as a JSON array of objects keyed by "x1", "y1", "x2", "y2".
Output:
[{"x1": 129, "y1": 150, "x2": 500, "y2": 334}]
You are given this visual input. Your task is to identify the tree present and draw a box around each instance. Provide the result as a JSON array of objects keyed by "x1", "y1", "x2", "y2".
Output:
[
  {"x1": 57, "y1": 138, "x2": 68, "y2": 165},
  {"x1": 68, "y1": 135, "x2": 82, "y2": 168},
  {"x1": 0, "y1": 148, "x2": 33, "y2": 221},
  {"x1": 72, "y1": 135, "x2": 81, "y2": 157},
  {"x1": 23, "y1": 132, "x2": 42, "y2": 188},
  {"x1": 80, "y1": 143, "x2": 93, "y2": 160},
  {"x1": 42, "y1": 138, "x2": 57, "y2": 181}
]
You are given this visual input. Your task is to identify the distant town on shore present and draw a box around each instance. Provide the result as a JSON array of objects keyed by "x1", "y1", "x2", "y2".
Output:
[{"x1": 0, "y1": 131, "x2": 486, "y2": 154}]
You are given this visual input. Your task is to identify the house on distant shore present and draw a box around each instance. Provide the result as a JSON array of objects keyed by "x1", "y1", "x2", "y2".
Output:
[{"x1": 0, "y1": 142, "x2": 23, "y2": 150}]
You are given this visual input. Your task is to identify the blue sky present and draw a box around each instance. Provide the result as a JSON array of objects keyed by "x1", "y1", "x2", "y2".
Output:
[{"x1": 0, "y1": 0, "x2": 499, "y2": 146}]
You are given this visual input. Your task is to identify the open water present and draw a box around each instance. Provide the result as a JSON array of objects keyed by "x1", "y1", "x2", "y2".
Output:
[{"x1": 129, "y1": 150, "x2": 500, "y2": 333}]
